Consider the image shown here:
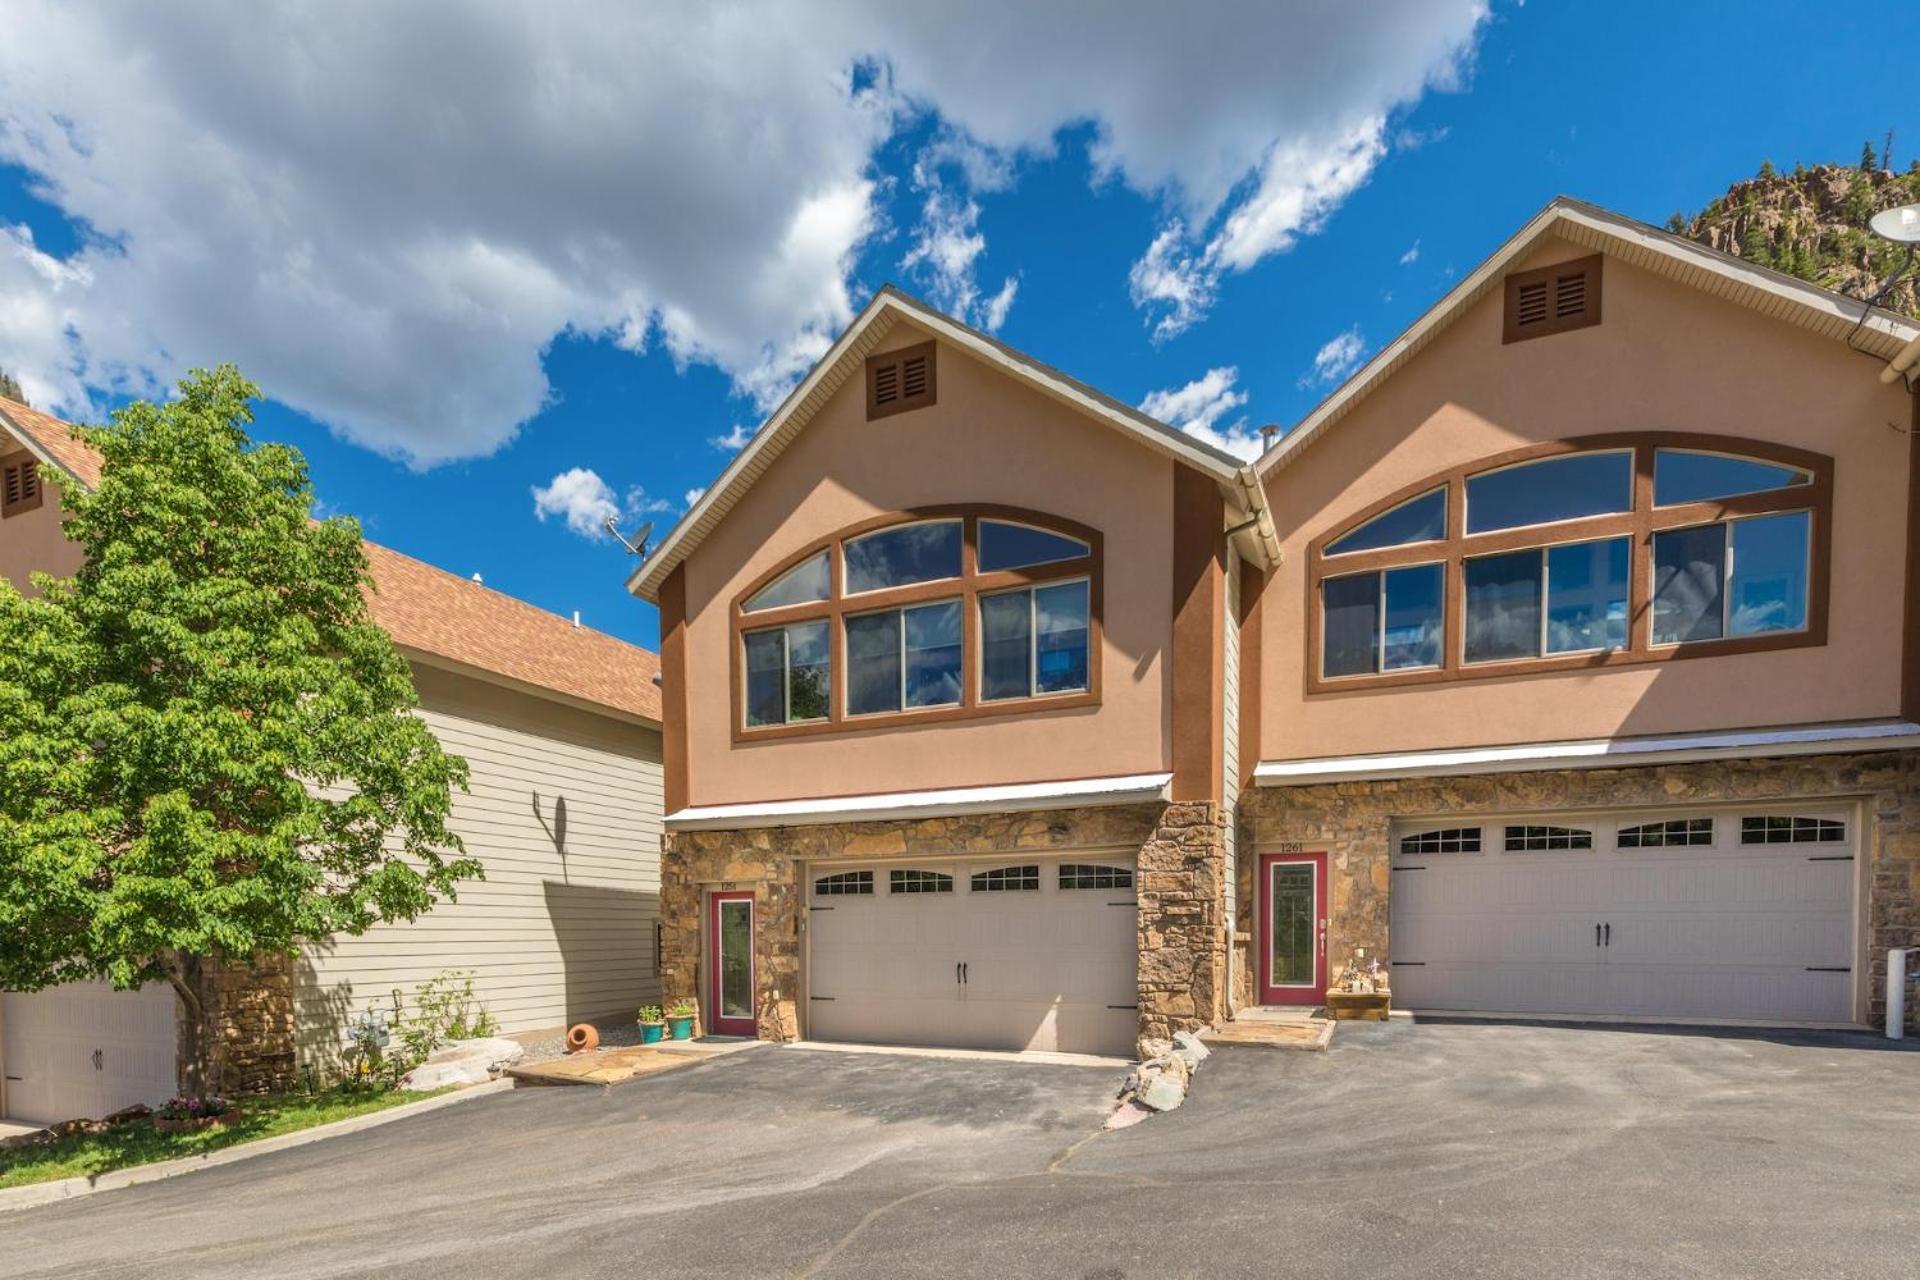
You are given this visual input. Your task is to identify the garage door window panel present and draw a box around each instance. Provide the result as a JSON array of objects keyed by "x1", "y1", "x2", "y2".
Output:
[
  {"x1": 1307, "y1": 435, "x2": 1830, "y2": 690},
  {"x1": 1058, "y1": 863, "x2": 1134, "y2": 890},
  {"x1": 1740, "y1": 815, "x2": 1845, "y2": 845},
  {"x1": 1505, "y1": 824, "x2": 1593, "y2": 851},
  {"x1": 1400, "y1": 827, "x2": 1483, "y2": 855},
  {"x1": 815, "y1": 870, "x2": 875, "y2": 896},
  {"x1": 890, "y1": 868, "x2": 954, "y2": 893},
  {"x1": 733, "y1": 508, "x2": 1100, "y2": 738},
  {"x1": 1617, "y1": 818, "x2": 1714, "y2": 848},
  {"x1": 971, "y1": 865, "x2": 1040, "y2": 891}
]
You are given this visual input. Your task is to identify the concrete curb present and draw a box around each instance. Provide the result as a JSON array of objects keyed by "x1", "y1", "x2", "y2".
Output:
[{"x1": 0, "y1": 1078, "x2": 515, "y2": 1214}]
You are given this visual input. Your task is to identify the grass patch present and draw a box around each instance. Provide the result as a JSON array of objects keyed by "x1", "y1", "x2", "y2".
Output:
[{"x1": 0, "y1": 1086, "x2": 455, "y2": 1189}]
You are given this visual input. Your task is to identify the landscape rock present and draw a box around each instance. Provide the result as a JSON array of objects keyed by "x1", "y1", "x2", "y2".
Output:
[
  {"x1": 401, "y1": 1035, "x2": 527, "y2": 1090},
  {"x1": 401, "y1": 1059, "x2": 493, "y2": 1091},
  {"x1": 1138, "y1": 1074, "x2": 1186, "y2": 1112},
  {"x1": 1103, "y1": 1100, "x2": 1154, "y2": 1130},
  {"x1": 425, "y1": 1036, "x2": 526, "y2": 1070},
  {"x1": 1172, "y1": 1030, "x2": 1211, "y2": 1071},
  {"x1": 103, "y1": 1103, "x2": 153, "y2": 1126},
  {"x1": 1135, "y1": 1035, "x2": 1174, "y2": 1063}
]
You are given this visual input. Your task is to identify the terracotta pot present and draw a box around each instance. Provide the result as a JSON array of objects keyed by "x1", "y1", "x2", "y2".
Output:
[{"x1": 565, "y1": 1022, "x2": 600, "y2": 1053}]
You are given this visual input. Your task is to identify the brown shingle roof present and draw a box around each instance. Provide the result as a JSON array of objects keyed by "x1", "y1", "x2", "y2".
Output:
[{"x1": 0, "y1": 396, "x2": 660, "y2": 723}]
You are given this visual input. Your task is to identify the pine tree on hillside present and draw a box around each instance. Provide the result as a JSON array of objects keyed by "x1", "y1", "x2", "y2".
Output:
[
  {"x1": 1669, "y1": 148, "x2": 1920, "y2": 318},
  {"x1": 0, "y1": 369, "x2": 23, "y2": 405}
]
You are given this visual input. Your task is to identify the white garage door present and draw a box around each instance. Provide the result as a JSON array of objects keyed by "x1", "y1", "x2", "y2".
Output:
[
  {"x1": 3, "y1": 981, "x2": 178, "y2": 1123},
  {"x1": 805, "y1": 855, "x2": 1138, "y2": 1057},
  {"x1": 1389, "y1": 805, "x2": 1856, "y2": 1023}
]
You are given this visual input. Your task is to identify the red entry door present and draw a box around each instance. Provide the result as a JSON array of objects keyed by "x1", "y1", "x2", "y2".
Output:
[
  {"x1": 707, "y1": 892, "x2": 757, "y2": 1036},
  {"x1": 1257, "y1": 852, "x2": 1328, "y2": 1005}
]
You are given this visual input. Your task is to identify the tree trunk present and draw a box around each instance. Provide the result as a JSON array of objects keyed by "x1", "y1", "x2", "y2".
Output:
[{"x1": 163, "y1": 951, "x2": 227, "y2": 1097}]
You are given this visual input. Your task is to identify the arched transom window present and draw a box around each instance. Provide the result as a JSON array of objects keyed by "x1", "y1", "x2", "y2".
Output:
[
  {"x1": 1307, "y1": 434, "x2": 1830, "y2": 689},
  {"x1": 732, "y1": 506, "x2": 1101, "y2": 738}
]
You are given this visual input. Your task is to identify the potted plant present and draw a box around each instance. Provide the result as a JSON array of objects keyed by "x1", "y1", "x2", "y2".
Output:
[
  {"x1": 637, "y1": 1004, "x2": 665, "y2": 1044},
  {"x1": 666, "y1": 998, "x2": 697, "y2": 1040},
  {"x1": 152, "y1": 1095, "x2": 239, "y2": 1134}
]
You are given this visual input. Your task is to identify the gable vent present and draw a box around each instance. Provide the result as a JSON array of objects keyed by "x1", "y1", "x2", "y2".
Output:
[
  {"x1": 866, "y1": 340, "x2": 937, "y2": 420},
  {"x1": 1503, "y1": 253, "x2": 1603, "y2": 344},
  {"x1": 2, "y1": 455, "x2": 41, "y2": 517}
]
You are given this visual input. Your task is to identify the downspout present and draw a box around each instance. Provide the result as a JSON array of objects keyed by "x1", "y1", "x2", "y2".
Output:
[{"x1": 1881, "y1": 331, "x2": 1920, "y2": 386}]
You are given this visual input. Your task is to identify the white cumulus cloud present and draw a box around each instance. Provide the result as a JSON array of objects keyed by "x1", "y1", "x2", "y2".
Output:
[
  {"x1": 1139, "y1": 366, "x2": 1265, "y2": 462},
  {"x1": 0, "y1": 2, "x2": 1487, "y2": 459},
  {"x1": 709, "y1": 423, "x2": 755, "y2": 452},
  {"x1": 532, "y1": 468, "x2": 623, "y2": 539},
  {"x1": 1300, "y1": 326, "x2": 1367, "y2": 389}
]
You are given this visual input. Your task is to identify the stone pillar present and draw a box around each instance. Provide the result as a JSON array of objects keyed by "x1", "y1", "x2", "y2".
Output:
[
  {"x1": 1136, "y1": 800, "x2": 1227, "y2": 1046},
  {"x1": 178, "y1": 952, "x2": 296, "y2": 1096}
]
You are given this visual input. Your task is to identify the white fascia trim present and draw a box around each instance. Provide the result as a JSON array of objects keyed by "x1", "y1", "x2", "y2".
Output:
[
  {"x1": 666, "y1": 771, "x2": 1174, "y2": 831},
  {"x1": 1253, "y1": 721, "x2": 1920, "y2": 787}
]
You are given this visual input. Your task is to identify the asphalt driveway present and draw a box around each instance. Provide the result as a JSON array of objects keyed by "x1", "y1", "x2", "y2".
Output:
[{"x1": 3, "y1": 1022, "x2": 1916, "y2": 1279}]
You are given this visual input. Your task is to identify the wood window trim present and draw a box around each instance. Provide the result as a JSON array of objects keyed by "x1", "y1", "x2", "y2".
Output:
[
  {"x1": 1503, "y1": 253, "x2": 1602, "y2": 343},
  {"x1": 865, "y1": 340, "x2": 937, "y2": 420},
  {"x1": 729, "y1": 504, "x2": 1103, "y2": 742},
  {"x1": 1, "y1": 452, "x2": 43, "y2": 518},
  {"x1": 1303, "y1": 432, "x2": 1833, "y2": 696}
]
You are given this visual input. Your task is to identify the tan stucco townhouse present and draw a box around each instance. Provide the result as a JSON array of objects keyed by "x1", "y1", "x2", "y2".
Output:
[
  {"x1": 0, "y1": 399, "x2": 665, "y2": 1123},
  {"x1": 630, "y1": 197, "x2": 1920, "y2": 1058}
]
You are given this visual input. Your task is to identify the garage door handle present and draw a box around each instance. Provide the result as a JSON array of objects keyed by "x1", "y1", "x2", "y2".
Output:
[
  {"x1": 92, "y1": 1049, "x2": 103, "y2": 1071},
  {"x1": 1596, "y1": 924, "x2": 1602, "y2": 948},
  {"x1": 961, "y1": 963, "x2": 969, "y2": 985},
  {"x1": 1604, "y1": 923, "x2": 1611, "y2": 947},
  {"x1": 956, "y1": 962, "x2": 962, "y2": 985}
]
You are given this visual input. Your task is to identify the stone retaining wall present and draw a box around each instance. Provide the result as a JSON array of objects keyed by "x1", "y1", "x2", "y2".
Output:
[
  {"x1": 1235, "y1": 750, "x2": 1920, "y2": 1029},
  {"x1": 660, "y1": 801, "x2": 1228, "y2": 1051}
]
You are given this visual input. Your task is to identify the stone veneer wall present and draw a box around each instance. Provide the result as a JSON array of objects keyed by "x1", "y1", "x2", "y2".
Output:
[
  {"x1": 1235, "y1": 750, "x2": 1920, "y2": 1029},
  {"x1": 180, "y1": 952, "x2": 298, "y2": 1096},
  {"x1": 660, "y1": 801, "x2": 1227, "y2": 1053}
]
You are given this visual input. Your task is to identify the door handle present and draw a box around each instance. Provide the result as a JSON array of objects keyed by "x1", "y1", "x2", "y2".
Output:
[
  {"x1": 961, "y1": 962, "x2": 969, "y2": 984},
  {"x1": 1596, "y1": 923, "x2": 1602, "y2": 948},
  {"x1": 92, "y1": 1049, "x2": 103, "y2": 1071},
  {"x1": 956, "y1": 962, "x2": 962, "y2": 985},
  {"x1": 1604, "y1": 922, "x2": 1611, "y2": 947}
]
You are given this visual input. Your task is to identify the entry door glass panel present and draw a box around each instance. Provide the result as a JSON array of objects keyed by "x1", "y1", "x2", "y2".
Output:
[
  {"x1": 718, "y1": 900, "x2": 753, "y2": 1020},
  {"x1": 1269, "y1": 864, "x2": 1317, "y2": 986}
]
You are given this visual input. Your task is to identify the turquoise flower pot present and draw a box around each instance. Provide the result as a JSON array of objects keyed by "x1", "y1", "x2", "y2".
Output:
[
  {"x1": 638, "y1": 1021, "x2": 665, "y2": 1044},
  {"x1": 667, "y1": 1015, "x2": 695, "y2": 1040}
]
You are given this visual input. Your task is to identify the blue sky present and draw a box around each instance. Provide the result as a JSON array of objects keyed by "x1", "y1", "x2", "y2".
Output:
[{"x1": 1, "y1": 2, "x2": 1915, "y2": 652}]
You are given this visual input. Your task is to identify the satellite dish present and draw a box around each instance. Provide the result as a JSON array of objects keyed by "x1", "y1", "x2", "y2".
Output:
[
  {"x1": 603, "y1": 516, "x2": 655, "y2": 557},
  {"x1": 1870, "y1": 203, "x2": 1920, "y2": 244}
]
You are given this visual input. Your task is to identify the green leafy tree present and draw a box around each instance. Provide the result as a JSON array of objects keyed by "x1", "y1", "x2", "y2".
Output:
[
  {"x1": 0, "y1": 368, "x2": 23, "y2": 404},
  {"x1": 0, "y1": 366, "x2": 475, "y2": 1091}
]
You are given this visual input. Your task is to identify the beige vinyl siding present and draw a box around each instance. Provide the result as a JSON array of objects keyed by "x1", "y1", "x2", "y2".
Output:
[
  {"x1": 296, "y1": 663, "x2": 663, "y2": 1070},
  {"x1": 1222, "y1": 548, "x2": 1241, "y2": 1012}
]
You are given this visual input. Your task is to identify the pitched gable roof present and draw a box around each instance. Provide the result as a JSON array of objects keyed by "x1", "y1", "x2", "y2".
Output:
[
  {"x1": 0, "y1": 396, "x2": 661, "y2": 724},
  {"x1": 1259, "y1": 196, "x2": 1920, "y2": 476},
  {"x1": 627, "y1": 284, "x2": 1274, "y2": 602}
]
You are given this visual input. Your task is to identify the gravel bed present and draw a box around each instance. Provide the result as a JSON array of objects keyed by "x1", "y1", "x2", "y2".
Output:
[{"x1": 515, "y1": 1020, "x2": 646, "y2": 1067}]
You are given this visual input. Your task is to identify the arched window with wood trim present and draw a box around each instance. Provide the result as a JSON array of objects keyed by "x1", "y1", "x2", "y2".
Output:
[
  {"x1": 1306, "y1": 434, "x2": 1831, "y2": 691},
  {"x1": 731, "y1": 506, "x2": 1101, "y2": 739}
]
